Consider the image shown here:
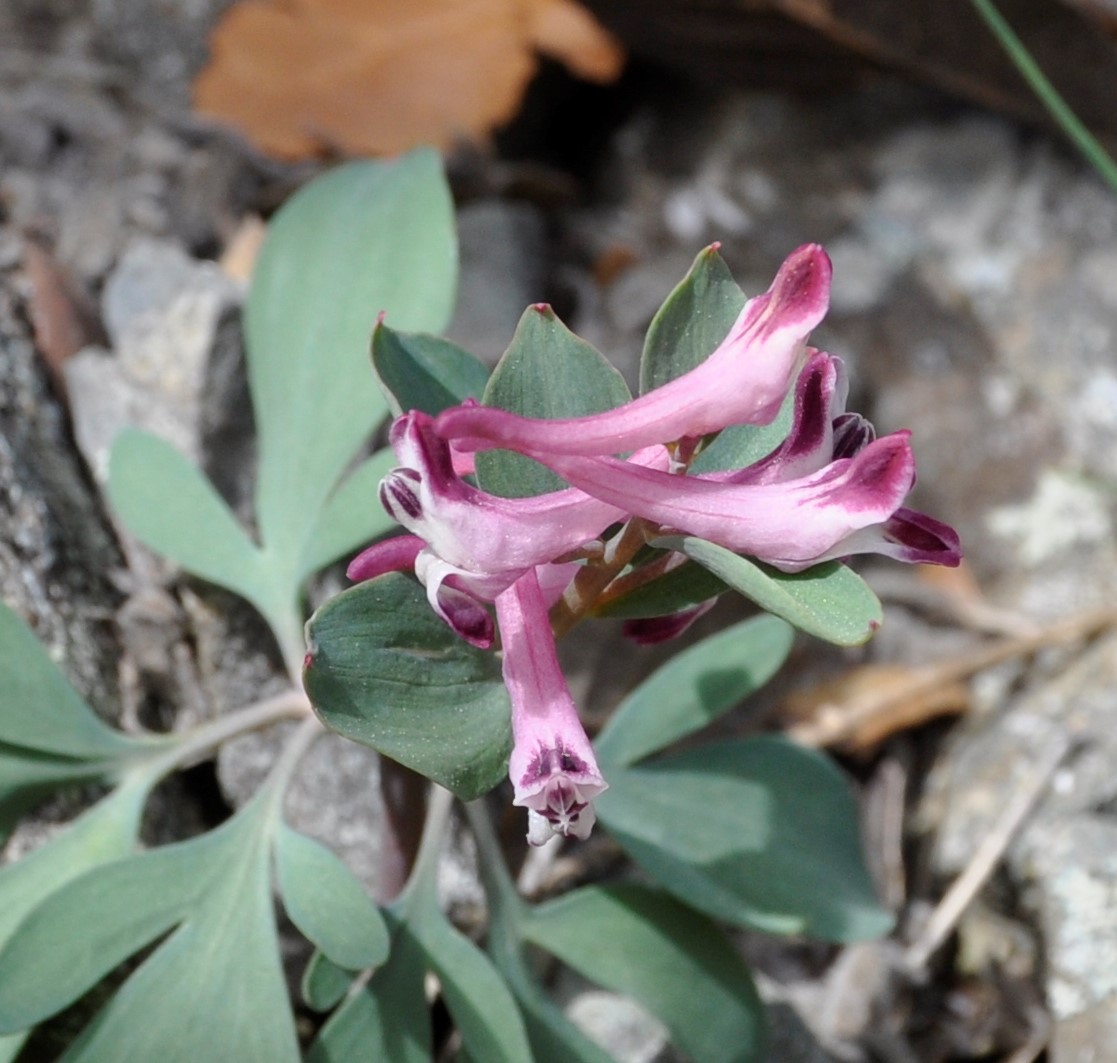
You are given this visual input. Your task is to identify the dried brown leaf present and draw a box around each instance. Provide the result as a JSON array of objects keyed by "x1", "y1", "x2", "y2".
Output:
[
  {"x1": 22, "y1": 237, "x2": 104, "y2": 397},
  {"x1": 783, "y1": 664, "x2": 971, "y2": 753},
  {"x1": 194, "y1": 0, "x2": 624, "y2": 160}
]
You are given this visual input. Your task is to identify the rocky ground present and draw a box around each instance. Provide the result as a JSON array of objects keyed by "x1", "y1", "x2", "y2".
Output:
[{"x1": 3, "y1": 2, "x2": 1117, "y2": 1061}]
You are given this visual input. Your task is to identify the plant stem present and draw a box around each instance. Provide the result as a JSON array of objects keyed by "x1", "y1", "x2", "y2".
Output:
[
  {"x1": 137, "y1": 686, "x2": 312, "y2": 779},
  {"x1": 259, "y1": 714, "x2": 326, "y2": 816},
  {"x1": 463, "y1": 799, "x2": 525, "y2": 923},
  {"x1": 396, "y1": 784, "x2": 453, "y2": 911},
  {"x1": 969, "y1": 0, "x2": 1117, "y2": 195},
  {"x1": 550, "y1": 519, "x2": 649, "y2": 640},
  {"x1": 268, "y1": 601, "x2": 311, "y2": 686}
]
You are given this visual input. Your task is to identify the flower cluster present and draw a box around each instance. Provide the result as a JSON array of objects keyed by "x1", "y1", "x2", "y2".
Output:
[{"x1": 350, "y1": 244, "x2": 961, "y2": 845}]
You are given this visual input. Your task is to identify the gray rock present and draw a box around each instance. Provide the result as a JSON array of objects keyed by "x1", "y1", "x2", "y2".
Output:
[
  {"x1": 0, "y1": 232, "x2": 122, "y2": 722},
  {"x1": 563, "y1": 987, "x2": 674, "y2": 1063},
  {"x1": 1017, "y1": 816, "x2": 1117, "y2": 1063},
  {"x1": 66, "y1": 237, "x2": 241, "y2": 480},
  {"x1": 925, "y1": 631, "x2": 1117, "y2": 874}
]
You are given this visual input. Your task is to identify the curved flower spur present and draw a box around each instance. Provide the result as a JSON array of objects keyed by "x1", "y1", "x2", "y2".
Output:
[{"x1": 434, "y1": 247, "x2": 961, "y2": 573}]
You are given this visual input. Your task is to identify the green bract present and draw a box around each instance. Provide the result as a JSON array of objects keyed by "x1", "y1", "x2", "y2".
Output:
[{"x1": 474, "y1": 304, "x2": 631, "y2": 498}]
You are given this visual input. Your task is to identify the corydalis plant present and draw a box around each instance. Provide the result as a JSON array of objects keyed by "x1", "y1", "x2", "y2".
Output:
[{"x1": 348, "y1": 243, "x2": 961, "y2": 845}]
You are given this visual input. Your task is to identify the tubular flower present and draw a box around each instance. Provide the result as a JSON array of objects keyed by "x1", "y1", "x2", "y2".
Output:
[
  {"x1": 494, "y1": 568, "x2": 607, "y2": 846},
  {"x1": 348, "y1": 410, "x2": 669, "y2": 646},
  {"x1": 434, "y1": 350, "x2": 960, "y2": 572},
  {"x1": 434, "y1": 243, "x2": 833, "y2": 456}
]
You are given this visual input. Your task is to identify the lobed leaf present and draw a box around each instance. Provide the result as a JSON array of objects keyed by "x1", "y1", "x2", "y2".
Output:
[
  {"x1": 304, "y1": 575, "x2": 511, "y2": 801},
  {"x1": 410, "y1": 911, "x2": 533, "y2": 1063},
  {"x1": 301, "y1": 951, "x2": 357, "y2": 1013},
  {"x1": 0, "y1": 780, "x2": 149, "y2": 958},
  {"x1": 660, "y1": 536, "x2": 883, "y2": 646},
  {"x1": 274, "y1": 822, "x2": 389, "y2": 971},
  {"x1": 504, "y1": 977, "x2": 614, "y2": 1063},
  {"x1": 597, "y1": 736, "x2": 894, "y2": 942},
  {"x1": 0, "y1": 601, "x2": 144, "y2": 761},
  {"x1": 0, "y1": 1032, "x2": 27, "y2": 1063},
  {"x1": 0, "y1": 845, "x2": 198, "y2": 1032},
  {"x1": 595, "y1": 615, "x2": 793, "y2": 767},
  {"x1": 525, "y1": 884, "x2": 765, "y2": 1063},
  {"x1": 306, "y1": 918, "x2": 430, "y2": 1063},
  {"x1": 107, "y1": 429, "x2": 270, "y2": 610},
  {"x1": 247, "y1": 151, "x2": 456, "y2": 570},
  {"x1": 639, "y1": 244, "x2": 745, "y2": 395},
  {"x1": 372, "y1": 324, "x2": 490, "y2": 417},
  {"x1": 0, "y1": 799, "x2": 301, "y2": 1061},
  {"x1": 474, "y1": 304, "x2": 631, "y2": 498}
]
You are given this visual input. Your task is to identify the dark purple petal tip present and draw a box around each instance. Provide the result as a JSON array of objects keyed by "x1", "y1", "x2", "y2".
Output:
[{"x1": 884, "y1": 507, "x2": 963, "y2": 567}]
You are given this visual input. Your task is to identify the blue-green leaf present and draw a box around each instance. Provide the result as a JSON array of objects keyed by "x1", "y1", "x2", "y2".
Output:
[
  {"x1": 0, "y1": 1031, "x2": 27, "y2": 1062},
  {"x1": 0, "y1": 799, "x2": 300, "y2": 1062},
  {"x1": 410, "y1": 912, "x2": 532, "y2": 1063},
  {"x1": 247, "y1": 152, "x2": 456, "y2": 571},
  {"x1": 595, "y1": 616, "x2": 793, "y2": 767},
  {"x1": 597, "y1": 736, "x2": 894, "y2": 942},
  {"x1": 640, "y1": 245, "x2": 745, "y2": 394},
  {"x1": 372, "y1": 324, "x2": 490, "y2": 417},
  {"x1": 304, "y1": 575, "x2": 510, "y2": 801},
  {"x1": 0, "y1": 780, "x2": 149, "y2": 958},
  {"x1": 0, "y1": 601, "x2": 144, "y2": 761},
  {"x1": 298, "y1": 447, "x2": 398, "y2": 581},
  {"x1": 660, "y1": 536, "x2": 883, "y2": 646},
  {"x1": 301, "y1": 951, "x2": 356, "y2": 1013},
  {"x1": 107, "y1": 429, "x2": 269, "y2": 609},
  {"x1": 306, "y1": 918, "x2": 430, "y2": 1063},
  {"x1": 505, "y1": 977, "x2": 614, "y2": 1063},
  {"x1": 274, "y1": 822, "x2": 388, "y2": 971},
  {"x1": 526, "y1": 884, "x2": 765, "y2": 1063},
  {"x1": 474, "y1": 305, "x2": 631, "y2": 499}
]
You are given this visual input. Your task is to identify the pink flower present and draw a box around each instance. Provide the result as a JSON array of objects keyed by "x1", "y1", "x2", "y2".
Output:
[
  {"x1": 444, "y1": 351, "x2": 960, "y2": 572},
  {"x1": 435, "y1": 244, "x2": 832, "y2": 456},
  {"x1": 494, "y1": 569, "x2": 606, "y2": 845},
  {"x1": 348, "y1": 411, "x2": 670, "y2": 645}
]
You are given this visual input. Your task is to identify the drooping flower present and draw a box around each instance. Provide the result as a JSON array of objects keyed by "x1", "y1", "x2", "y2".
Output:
[
  {"x1": 347, "y1": 410, "x2": 669, "y2": 645},
  {"x1": 494, "y1": 568, "x2": 607, "y2": 845},
  {"x1": 434, "y1": 243, "x2": 832, "y2": 456}
]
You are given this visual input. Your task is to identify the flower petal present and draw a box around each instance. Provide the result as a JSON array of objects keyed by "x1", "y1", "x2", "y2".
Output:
[
  {"x1": 824, "y1": 506, "x2": 963, "y2": 568},
  {"x1": 532, "y1": 433, "x2": 926, "y2": 571},
  {"x1": 703, "y1": 350, "x2": 844, "y2": 486},
  {"x1": 435, "y1": 244, "x2": 832, "y2": 455},
  {"x1": 347, "y1": 534, "x2": 425, "y2": 583},
  {"x1": 494, "y1": 570, "x2": 606, "y2": 845},
  {"x1": 622, "y1": 599, "x2": 717, "y2": 644},
  {"x1": 380, "y1": 411, "x2": 658, "y2": 575}
]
